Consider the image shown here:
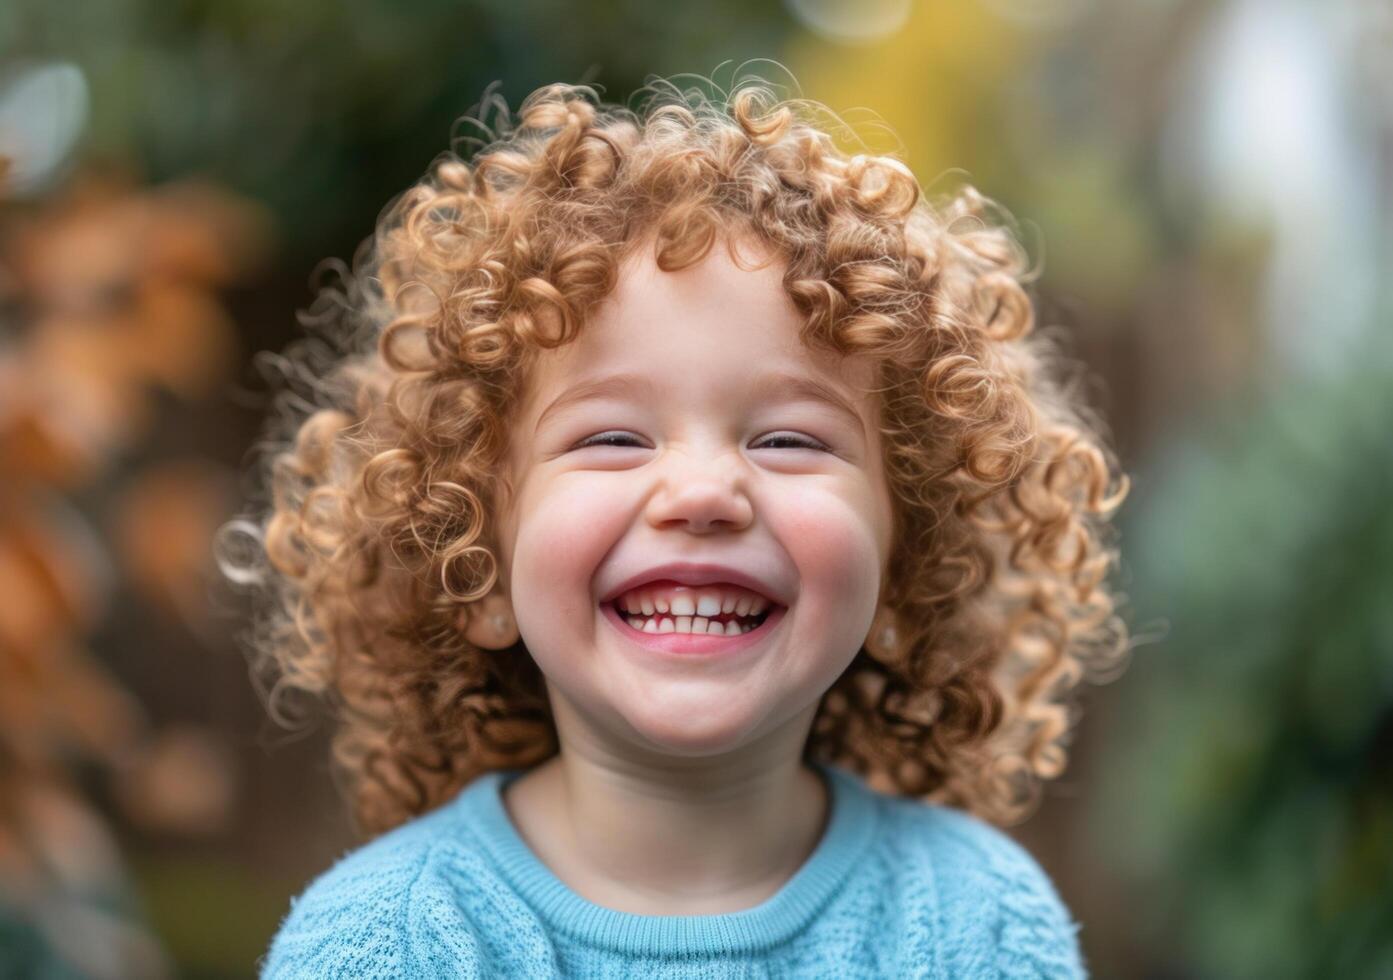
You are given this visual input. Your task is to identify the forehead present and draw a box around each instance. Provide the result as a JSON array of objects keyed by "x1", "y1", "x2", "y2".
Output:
[{"x1": 516, "y1": 233, "x2": 880, "y2": 427}]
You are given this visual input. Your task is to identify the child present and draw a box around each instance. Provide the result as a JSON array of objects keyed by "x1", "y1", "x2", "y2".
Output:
[{"x1": 227, "y1": 74, "x2": 1131, "y2": 977}]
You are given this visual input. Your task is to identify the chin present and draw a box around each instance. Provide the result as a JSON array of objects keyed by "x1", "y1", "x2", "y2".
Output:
[{"x1": 619, "y1": 706, "x2": 763, "y2": 758}]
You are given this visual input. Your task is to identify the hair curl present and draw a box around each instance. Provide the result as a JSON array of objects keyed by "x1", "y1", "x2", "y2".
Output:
[{"x1": 219, "y1": 73, "x2": 1132, "y2": 839}]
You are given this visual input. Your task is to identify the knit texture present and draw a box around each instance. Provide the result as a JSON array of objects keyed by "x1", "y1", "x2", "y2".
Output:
[{"x1": 261, "y1": 760, "x2": 1087, "y2": 978}]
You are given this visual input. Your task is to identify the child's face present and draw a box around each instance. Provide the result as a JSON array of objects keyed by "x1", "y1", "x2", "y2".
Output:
[{"x1": 495, "y1": 231, "x2": 895, "y2": 763}]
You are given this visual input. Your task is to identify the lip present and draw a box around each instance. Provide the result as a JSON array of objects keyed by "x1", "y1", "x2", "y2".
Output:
[
  {"x1": 601, "y1": 561, "x2": 787, "y2": 606},
  {"x1": 600, "y1": 599, "x2": 788, "y2": 658}
]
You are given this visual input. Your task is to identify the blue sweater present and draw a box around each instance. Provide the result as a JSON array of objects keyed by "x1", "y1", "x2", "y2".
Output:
[{"x1": 262, "y1": 760, "x2": 1087, "y2": 977}]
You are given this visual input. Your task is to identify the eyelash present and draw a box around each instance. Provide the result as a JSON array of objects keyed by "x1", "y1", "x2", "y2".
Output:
[{"x1": 572, "y1": 431, "x2": 831, "y2": 452}]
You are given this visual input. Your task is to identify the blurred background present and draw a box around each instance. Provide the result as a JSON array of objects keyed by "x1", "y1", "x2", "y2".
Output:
[{"x1": 1, "y1": 0, "x2": 1389, "y2": 976}]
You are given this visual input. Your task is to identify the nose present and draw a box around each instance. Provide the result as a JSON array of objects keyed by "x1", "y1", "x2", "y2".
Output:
[{"x1": 643, "y1": 444, "x2": 754, "y2": 534}]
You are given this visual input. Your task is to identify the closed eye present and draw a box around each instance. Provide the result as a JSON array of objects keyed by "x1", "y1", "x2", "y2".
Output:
[
  {"x1": 571, "y1": 431, "x2": 641, "y2": 450},
  {"x1": 756, "y1": 433, "x2": 830, "y2": 451},
  {"x1": 571, "y1": 431, "x2": 831, "y2": 452}
]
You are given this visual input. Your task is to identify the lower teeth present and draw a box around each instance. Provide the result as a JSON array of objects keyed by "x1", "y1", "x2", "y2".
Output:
[{"x1": 618, "y1": 609, "x2": 768, "y2": 636}]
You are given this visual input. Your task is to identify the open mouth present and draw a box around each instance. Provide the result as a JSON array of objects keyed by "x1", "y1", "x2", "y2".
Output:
[{"x1": 601, "y1": 600, "x2": 775, "y2": 636}]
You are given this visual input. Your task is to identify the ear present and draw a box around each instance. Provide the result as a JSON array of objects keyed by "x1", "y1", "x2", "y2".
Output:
[{"x1": 461, "y1": 591, "x2": 521, "y2": 649}]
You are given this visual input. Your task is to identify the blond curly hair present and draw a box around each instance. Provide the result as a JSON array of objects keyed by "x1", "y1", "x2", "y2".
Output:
[{"x1": 220, "y1": 74, "x2": 1132, "y2": 839}]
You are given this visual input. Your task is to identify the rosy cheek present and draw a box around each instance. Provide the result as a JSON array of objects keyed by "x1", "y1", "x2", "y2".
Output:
[
  {"x1": 529, "y1": 484, "x2": 633, "y2": 542},
  {"x1": 773, "y1": 492, "x2": 882, "y2": 596},
  {"x1": 509, "y1": 485, "x2": 630, "y2": 603}
]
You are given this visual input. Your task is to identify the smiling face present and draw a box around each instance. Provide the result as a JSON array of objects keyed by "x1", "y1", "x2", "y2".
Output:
[{"x1": 494, "y1": 230, "x2": 895, "y2": 764}]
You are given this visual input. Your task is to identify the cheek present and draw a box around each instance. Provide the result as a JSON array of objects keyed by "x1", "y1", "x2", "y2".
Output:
[
  {"x1": 770, "y1": 482, "x2": 884, "y2": 607},
  {"x1": 507, "y1": 482, "x2": 633, "y2": 637}
]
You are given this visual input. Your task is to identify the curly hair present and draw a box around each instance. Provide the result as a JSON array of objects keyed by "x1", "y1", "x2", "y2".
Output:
[{"x1": 219, "y1": 74, "x2": 1132, "y2": 839}]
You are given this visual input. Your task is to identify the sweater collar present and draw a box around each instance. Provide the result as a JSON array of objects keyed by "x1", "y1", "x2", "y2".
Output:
[{"x1": 453, "y1": 758, "x2": 881, "y2": 956}]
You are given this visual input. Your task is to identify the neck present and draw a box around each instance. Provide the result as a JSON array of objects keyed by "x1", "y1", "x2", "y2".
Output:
[{"x1": 502, "y1": 725, "x2": 829, "y2": 915}]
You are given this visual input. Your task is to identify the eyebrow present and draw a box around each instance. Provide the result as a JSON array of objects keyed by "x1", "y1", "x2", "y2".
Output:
[{"x1": 533, "y1": 369, "x2": 867, "y2": 439}]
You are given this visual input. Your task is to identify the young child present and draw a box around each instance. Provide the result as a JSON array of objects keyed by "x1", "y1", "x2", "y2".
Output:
[{"x1": 228, "y1": 75, "x2": 1131, "y2": 978}]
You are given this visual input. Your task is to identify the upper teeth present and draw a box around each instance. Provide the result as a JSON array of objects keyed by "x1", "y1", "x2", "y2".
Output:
[{"x1": 612, "y1": 584, "x2": 771, "y2": 618}]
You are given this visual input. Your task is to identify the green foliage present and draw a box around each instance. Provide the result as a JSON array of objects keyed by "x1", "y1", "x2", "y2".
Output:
[
  {"x1": 2, "y1": 0, "x2": 789, "y2": 260},
  {"x1": 129, "y1": 853, "x2": 296, "y2": 980},
  {"x1": 1096, "y1": 332, "x2": 1393, "y2": 979}
]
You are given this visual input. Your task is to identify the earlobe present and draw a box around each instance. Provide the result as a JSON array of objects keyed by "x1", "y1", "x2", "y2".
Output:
[
  {"x1": 461, "y1": 591, "x2": 521, "y2": 649},
  {"x1": 863, "y1": 603, "x2": 899, "y2": 660}
]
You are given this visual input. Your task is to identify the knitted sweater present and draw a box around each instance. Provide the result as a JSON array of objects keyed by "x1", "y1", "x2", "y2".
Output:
[{"x1": 261, "y1": 760, "x2": 1087, "y2": 978}]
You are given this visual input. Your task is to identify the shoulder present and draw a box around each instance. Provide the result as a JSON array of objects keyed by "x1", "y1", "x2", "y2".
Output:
[
  {"x1": 260, "y1": 801, "x2": 485, "y2": 979},
  {"x1": 876, "y1": 794, "x2": 1088, "y2": 978}
]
